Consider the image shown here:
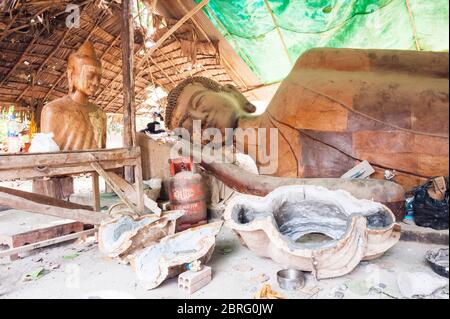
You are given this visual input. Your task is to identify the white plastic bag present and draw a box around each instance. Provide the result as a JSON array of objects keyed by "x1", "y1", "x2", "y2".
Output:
[{"x1": 28, "y1": 132, "x2": 60, "y2": 153}]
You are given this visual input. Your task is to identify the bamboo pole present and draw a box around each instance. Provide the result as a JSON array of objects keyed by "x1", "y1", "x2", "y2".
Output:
[
  {"x1": 405, "y1": 0, "x2": 421, "y2": 51},
  {"x1": 263, "y1": 0, "x2": 293, "y2": 66},
  {"x1": 135, "y1": 0, "x2": 210, "y2": 70},
  {"x1": 175, "y1": 0, "x2": 248, "y2": 90},
  {"x1": 204, "y1": 6, "x2": 259, "y2": 73}
]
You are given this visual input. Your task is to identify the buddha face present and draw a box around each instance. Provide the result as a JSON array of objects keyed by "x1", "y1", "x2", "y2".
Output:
[
  {"x1": 68, "y1": 57, "x2": 102, "y2": 97},
  {"x1": 177, "y1": 83, "x2": 257, "y2": 133}
]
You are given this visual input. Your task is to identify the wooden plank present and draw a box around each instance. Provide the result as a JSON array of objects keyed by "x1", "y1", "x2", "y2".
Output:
[
  {"x1": 106, "y1": 170, "x2": 160, "y2": 215},
  {"x1": 0, "y1": 186, "x2": 109, "y2": 225},
  {"x1": 134, "y1": 154, "x2": 146, "y2": 213},
  {"x1": 0, "y1": 159, "x2": 138, "y2": 181},
  {"x1": 90, "y1": 162, "x2": 142, "y2": 215},
  {"x1": 92, "y1": 172, "x2": 101, "y2": 211},
  {"x1": 0, "y1": 229, "x2": 96, "y2": 258},
  {"x1": 0, "y1": 147, "x2": 140, "y2": 170}
]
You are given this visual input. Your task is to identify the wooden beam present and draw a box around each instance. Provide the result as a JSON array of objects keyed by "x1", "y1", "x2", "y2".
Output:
[
  {"x1": 0, "y1": 5, "x2": 52, "y2": 41},
  {"x1": 149, "y1": 55, "x2": 176, "y2": 84},
  {"x1": 92, "y1": 172, "x2": 101, "y2": 211},
  {"x1": 102, "y1": 72, "x2": 154, "y2": 112},
  {"x1": 135, "y1": 0, "x2": 210, "y2": 70},
  {"x1": 0, "y1": 148, "x2": 141, "y2": 181},
  {"x1": 174, "y1": 0, "x2": 248, "y2": 90},
  {"x1": 0, "y1": 100, "x2": 20, "y2": 107},
  {"x1": 95, "y1": 43, "x2": 145, "y2": 106},
  {"x1": 0, "y1": 159, "x2": 138, "y2": 181},
  {"x1": 263, "y1": 0, "x2": 293, "y2": 66},
  {"x1": 0, "y1": 186, "x2": 109, "y2": 225},
  {"x1": 90, "y1": 162, "x2": 142, "y2": 215},
  {"x1": 0, "y1": 15, "x2": 18, "y2": 43},
  {"x1": 93, "y1": 33, "x2": 122, "y2": 103},
  {"x1": 122, "y1": 0, "x2": 137, "y2": 184},
  {"x1": 133, "y1": 153, "x2": 147, "y2": 213},
  {"x1": 0, "y1": 147, "x2": 141, "y2": 170},
  {"x1": 0, "y1": 28, "x2": 45, "y2": 87},
  {"x1": 0, "y1": 229, "x2": 97, "y2": 258},
  {"x1": 15, "y1": 28, "x2": 72, "y2": 102}
]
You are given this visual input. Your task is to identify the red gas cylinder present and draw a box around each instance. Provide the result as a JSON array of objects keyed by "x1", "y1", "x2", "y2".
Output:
[{"x1": 168, "y1": 157, "x2": 207, "y2": 232}]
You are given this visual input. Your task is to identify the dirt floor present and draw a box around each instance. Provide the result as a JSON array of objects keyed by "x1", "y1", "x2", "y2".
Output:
[
  {"x1": 0, "y1": 180, "x2": 448, "y2": 299},
  {"x1": 0, "y1": 222, "x2": 448, "y2": 299}
]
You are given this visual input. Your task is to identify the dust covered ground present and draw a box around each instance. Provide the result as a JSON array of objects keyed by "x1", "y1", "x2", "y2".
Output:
[{"x1": 0, "y1": 179, "x2": 448, "y2": 299}]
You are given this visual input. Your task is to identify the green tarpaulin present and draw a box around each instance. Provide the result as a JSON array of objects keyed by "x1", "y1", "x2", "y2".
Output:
[{"x1": 195, "y1": 0, "x2": 449, "y2": 84}]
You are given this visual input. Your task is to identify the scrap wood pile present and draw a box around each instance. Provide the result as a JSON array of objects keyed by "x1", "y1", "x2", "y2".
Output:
[{"x1": 97, "y1": 208, "x2": 222, "y2": 290}]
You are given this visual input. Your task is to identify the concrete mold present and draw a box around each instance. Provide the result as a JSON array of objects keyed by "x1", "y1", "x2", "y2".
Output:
[
  {"x1": 130, "y1": 221, "x2": 223, "y2": 290},
  {"x1": 224, "y1": 185, "x2": 401, "y2": 279},
  {"x1": 98, "y1": 210, "x2": 183, "y2": 262}
]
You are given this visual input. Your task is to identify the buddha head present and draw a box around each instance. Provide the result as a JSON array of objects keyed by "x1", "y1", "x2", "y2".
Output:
[
  {"x1": 67, "y1": 41, "x2": 102, "y2": 97},
  {"x1": 165, "y1": 77, "x2": 256, "y2": 132}
]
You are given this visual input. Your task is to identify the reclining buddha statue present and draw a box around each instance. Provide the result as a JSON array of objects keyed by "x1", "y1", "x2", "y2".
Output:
[{"x1": 165, "y1": 48, "x2": 449, "y2": 190}]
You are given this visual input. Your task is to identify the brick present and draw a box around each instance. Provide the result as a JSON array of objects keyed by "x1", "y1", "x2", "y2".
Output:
[
  {"x1": 178, "y1": 266, "x2": 212, "y2": 294},
  {"x1": 158, "y1": 201, "x2": 171, "y2": 210},
  {"x1": 179, "y1": 274, "x2": 211, "y2": 295},
  {"x1": 178, "y1": 266, "x2": 211, "y2": 286}
]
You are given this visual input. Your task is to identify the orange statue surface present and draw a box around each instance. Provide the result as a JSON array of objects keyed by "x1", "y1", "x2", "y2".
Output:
[
  {"x1": 41, "y1": 42, "x2": 106, "y2": 150},
  {"x1": 165, "y1": 48, "x2": 449, "y2": 190}
]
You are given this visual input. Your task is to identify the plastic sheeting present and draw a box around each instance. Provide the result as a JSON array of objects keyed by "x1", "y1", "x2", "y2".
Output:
[{"x1": 195, "y1": 0, "x2": 449, "y2": 83}]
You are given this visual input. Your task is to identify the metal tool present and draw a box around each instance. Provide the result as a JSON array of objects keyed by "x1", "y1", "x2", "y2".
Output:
[{"x1": 277, "y1": 269, "x2": 305, "y2": 291}]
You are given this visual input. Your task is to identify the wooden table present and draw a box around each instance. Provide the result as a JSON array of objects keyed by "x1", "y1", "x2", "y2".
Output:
[
  {"x1": 0, "y1": 147, "x2": 146, "y2": 258},
  {"x1": 0, "y1": 147, "x2": 145, "y2": 219}
]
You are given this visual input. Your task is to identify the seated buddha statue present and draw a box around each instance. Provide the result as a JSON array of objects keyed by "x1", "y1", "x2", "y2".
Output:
[
  {"x1": 35, "y1": 41, "x2": 106, "y2": 200},
  {"x1": 164, "y1": 48, "x2": 449, "y2": 190},
  {"x1": 41, "y1": 41, "x2": 106, "y2": 150}
]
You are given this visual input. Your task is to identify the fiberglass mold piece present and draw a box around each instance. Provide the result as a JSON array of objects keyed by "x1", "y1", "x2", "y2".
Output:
[
  {"x1": 98, "y1": 210, "x2": 184, "y2": 262},
  {"x1": 131, "y1": 222, "x2": 223, "y2": 290},
  {"x1": 224, "y1": 185, "x2": 401, "y2": 279}
]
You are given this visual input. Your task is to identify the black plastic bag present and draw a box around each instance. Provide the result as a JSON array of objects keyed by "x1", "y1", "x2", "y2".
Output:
[{"x1": 413, "y1": 177, "x2": 449, "y2": 230}]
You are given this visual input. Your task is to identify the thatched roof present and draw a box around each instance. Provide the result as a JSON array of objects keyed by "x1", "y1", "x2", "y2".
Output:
[{"x1": 0, "y1": 0, "x2": 249, "y2": 116}]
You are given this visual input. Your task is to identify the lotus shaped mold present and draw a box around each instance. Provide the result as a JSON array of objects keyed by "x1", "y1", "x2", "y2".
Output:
[{"x1": 224, "y1": 185, "x2": 401, "y2": 279}]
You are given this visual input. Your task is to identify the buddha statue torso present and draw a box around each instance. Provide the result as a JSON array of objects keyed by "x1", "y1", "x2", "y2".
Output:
[
  {"x1": 41, "y1": 96, "x2": 106, "y2": 150},
  {"x1": 40, "y1": 41, "x2": 106, "y2": 151},
  {"x1": 35, "y1": 41, "x2": 106, "y2": 200}
]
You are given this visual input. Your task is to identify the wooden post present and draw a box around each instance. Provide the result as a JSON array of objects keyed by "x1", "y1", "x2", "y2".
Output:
[
  {"x1": 122, "y1": 0, "x2": 136, "y2": 183},
  {"x1": 134, "y1": 155, "x2": 145, "y2": 213},
  {"x1": 92, "y1": 172, "x2": 101, "y2": 211},
  {"x1": 90, "y1": 162, "x2": 142, "y2": 216}
]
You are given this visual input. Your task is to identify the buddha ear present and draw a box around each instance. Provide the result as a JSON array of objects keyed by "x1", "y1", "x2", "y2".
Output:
[
  {"x1": 188, "y1": 109, "x2": 209, "y2": 121},
  {"x1": 243, "y1": 101, "x2": 257, "y2": 113}
]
